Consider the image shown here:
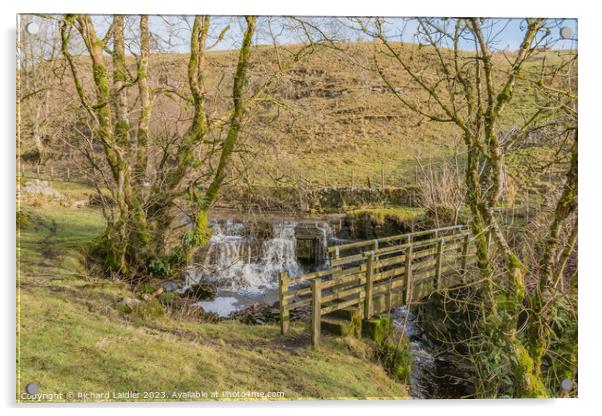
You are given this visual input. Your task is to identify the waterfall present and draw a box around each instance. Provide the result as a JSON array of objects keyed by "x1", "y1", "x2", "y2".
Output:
[{"x1": 187, "y1": 219, "x2": 323, "y2": 294}]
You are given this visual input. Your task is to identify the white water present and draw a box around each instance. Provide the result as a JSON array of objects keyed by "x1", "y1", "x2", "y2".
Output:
[
  {"x1": 194, "y1": 296, "x2": 240, "y2": 316},
  {"x1": 186, "y1": 220, "x2": 331, "y2": 294}
]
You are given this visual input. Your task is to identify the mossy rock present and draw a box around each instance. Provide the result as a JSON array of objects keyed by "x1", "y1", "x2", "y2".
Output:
[
  {"x1": 183, "y1": 283, "x2": 217, "y2": 301},
  {"x1": 322, "y1": 309, "x2": 363, "y2": 337},
  {"x1": 362, "y1": 315, "x2": 392, "y2": 344}
]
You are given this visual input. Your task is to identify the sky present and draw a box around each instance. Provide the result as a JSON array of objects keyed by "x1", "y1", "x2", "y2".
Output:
[{"x1": 20, "y1": 15, "x2": 578, "y2": 55}]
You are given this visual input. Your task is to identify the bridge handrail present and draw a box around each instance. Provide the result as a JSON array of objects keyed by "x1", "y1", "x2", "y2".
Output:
[
  {"x1": 279, "y1": 226, "x2": 477, "y2": 347},
  {"x1": 326, "y1": 224, "x2": 466, "y2": 256}
]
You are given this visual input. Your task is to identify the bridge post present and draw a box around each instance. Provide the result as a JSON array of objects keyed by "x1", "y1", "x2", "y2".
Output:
[
  {"x1": 404, "y1": 244, "x2": 413, "y2": 305},
  {"x1": 461, "y1": 234, "x2": 470, "y2": 282},
  {"x1": 364, "y1": 252, "x2": 375, "y2": 319},
  {"x1": 311, "y1": 278, "x2": 322, "y2": 348},
  {"x1": 435, "y1": 238, "x2": 444, "y2": 290},
  {"x1": 279, "y1": 272, "x2": 290, "y2": 335}
]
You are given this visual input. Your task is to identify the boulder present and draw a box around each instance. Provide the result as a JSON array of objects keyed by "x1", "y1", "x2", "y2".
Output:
[{"x1": 183, "y1": 282, "x2": 217, "y2": 301}]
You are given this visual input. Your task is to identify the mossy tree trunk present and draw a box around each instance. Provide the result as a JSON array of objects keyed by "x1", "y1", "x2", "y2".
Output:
[
  {"x1": 369, "y1": 17, "x2": 577, "y2": 397},
  {"x1": 60, "y1": 14, "x2": 261, "y2": 280}
]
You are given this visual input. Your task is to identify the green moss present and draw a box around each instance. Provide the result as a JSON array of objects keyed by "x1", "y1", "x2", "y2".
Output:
[
  {"x1": 382, "y1": 338, "x2": 413, "y2": 384},
  {"x1": 346, "y1": 207, "x2": 426, "y2": 226},
  {"x1": 512, "y1": 341, "x2": 549, "y2": 398},
  {"x1": 362, "y1": 316, "x2": 393, "y2": 344}
]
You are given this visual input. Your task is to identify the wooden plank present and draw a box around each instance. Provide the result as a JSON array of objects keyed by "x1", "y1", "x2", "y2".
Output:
[
  {"x1": 283, "y1": 286, "x2": 312, "y2": 299},
  {"x1": 321, "y1": 285, "x2": 363, "y2": 303},
  {"x1": 460, "y1": 234, "x2": 470, "y2": 282},
  {"x1": 412, "y1": 258, "x2": 438, "y2": 275},
  {"x1": 374, "y1": 254, "x2": 406, "y2": 268},
  {"x1": 326, "y1": 224, "x2": 466, "y2": 254},
  {"x1": 287, "y1": 268, "x2": 332, "y2": 284},
  {"x1": 284, "y1": 297, "x2": 312, "y2": 311},
  {"x1": 311, "y1": 278, "x2": 321, "y2": 348},
  {"x1": 279, "y1": 272, "x2": 290, "y2": 335},
  {"x1": 364, "y1": 252, "x2": 374, "y2": 319},
  {"x1": 372, "y1": 265, "x2": 406, "y2": 282},
  {"x1": 373, "y1": 278, "x2": 405, "y2": 295},
  {"x1": 330, "y1": 253, "x2": 365, "y2": 267},
  {"x1": 322, "y1": 271, "x2": 364, "y2": 290},
  {"x1": 435, "y1": 238, "x2": 444, "y2": 290},
  {"x1": 404, "y1": 245, "x2": 413, "y2": 305},
  {"x1": 320, "y1": 295, "x2": 365, "y2": 315}
]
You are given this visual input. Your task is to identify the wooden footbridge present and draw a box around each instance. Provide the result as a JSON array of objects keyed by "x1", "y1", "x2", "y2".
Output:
[{"x1": 278, "y1": 225, "x2": 478, "y2": 346}]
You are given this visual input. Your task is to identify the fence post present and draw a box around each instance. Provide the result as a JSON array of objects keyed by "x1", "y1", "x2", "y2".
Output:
[
  {"x1": 36, "y1": 165, "x2": 40, "y2": 176},
  {"x1": 381, "y1": 163, "x2": 385, "y2": 191},
  {"x1": 279, "y1": 272, "x2": 289, "y2": 335},
  {"x1": 352, "y1": 169, "x2": 355, "y2": 190},
  {"x1": 386, "y1": 277, "x2": 393, "y2": 313},
  {"x1": 435, "y1": 238, "x2": 444, "y2": 290},
  {"x1": 461, "y1": 234, "x2": 470, "y2": 282},
  {"x1": 404, "y1": 244, "x2": 413, "y2": 305},
  {"x1": 311, "y1": 278, "x2": 321, "y2": 348},
  {"x1": 50, "y1": 166, "x2": 54, "y2": 177},
  {"x1": 66, "y1": 168, "x2": 70, "y2": 180},
  {"x1": 364, "y1": 252, "x2": 374, "y2": 319}
]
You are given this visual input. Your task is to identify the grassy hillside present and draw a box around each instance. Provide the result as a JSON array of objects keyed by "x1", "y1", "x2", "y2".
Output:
[
  {"x1": 19, "y1": 41, "x2": 559, "y2": 191},
  {"x1": 16, "y1": 199, "x2": 408, "y2": 402}
]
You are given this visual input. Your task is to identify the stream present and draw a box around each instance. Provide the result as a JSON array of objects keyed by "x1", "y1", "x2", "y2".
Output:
[{"x1": 182, "y1": 213, "x2": 473, "y2": 399}]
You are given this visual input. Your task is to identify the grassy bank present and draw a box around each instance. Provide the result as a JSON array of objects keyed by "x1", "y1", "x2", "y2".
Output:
[{"x1": 16, "y1": 201, "x2": 408, "y2": 402}]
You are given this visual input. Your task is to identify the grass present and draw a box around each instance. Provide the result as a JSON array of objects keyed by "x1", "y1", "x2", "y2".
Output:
[
  {"x1": 16, "y1": 201, "x2": 408, "y2": 402},
  {"x1": 346, "y1": 207, "x2": 427, "y2": 226},
  {"x1": 25, "y1": 40, "x2": 553, "y2": 191}
]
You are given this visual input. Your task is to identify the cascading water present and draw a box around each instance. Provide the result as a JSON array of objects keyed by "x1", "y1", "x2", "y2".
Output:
[
  {"x1": 185, "y1": 218, "x2": 333, "y2": 316},
  {"x1": 187, "y1": 220, "x2": 304, "y2": 293}
]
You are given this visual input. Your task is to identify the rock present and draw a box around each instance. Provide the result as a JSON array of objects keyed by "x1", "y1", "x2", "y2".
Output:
[
  {"x1": 161, "y1": 281, "x2": 179, "y2": 292},
  {"x1": 72, "y1": 199, "x2": 89, "y2": 208},
  {"x1": 229, "y1": 302, "x2": 281, "y2": 325},
  {"x1": 120, "y1": 297, "x2": 142, "y2": 308},
  {"x1": 116, "y1": 297, "x2": 142, "y2": 314},
  {"x1": 183, "y1": 282, "x2": 217, "y2": 301},
  {"x1": 22, "y1": 179, "x2": 65, "y2": 201}
]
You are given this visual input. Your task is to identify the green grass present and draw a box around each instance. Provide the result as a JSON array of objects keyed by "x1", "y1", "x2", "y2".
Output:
[
  {"x1": 346, "y1": 207, "x2": 427, "y2": 226},
  {"x1": 16, "y1": 201, "x2": 408, "y2": 402}
]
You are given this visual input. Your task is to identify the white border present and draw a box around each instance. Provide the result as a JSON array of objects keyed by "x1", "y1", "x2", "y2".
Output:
[{"x1": 2, "y1": 1, "x2": 599, "y2": 415}]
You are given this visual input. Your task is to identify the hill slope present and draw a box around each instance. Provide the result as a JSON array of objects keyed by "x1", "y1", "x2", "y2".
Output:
[{"x1": 19, "y1": 41, "x2": 550, "y2": 190}]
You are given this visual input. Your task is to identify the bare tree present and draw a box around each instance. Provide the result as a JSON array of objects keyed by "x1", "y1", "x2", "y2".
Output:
[{"x1": 357, "y1": 17, "x2": 577, "y2": 397}]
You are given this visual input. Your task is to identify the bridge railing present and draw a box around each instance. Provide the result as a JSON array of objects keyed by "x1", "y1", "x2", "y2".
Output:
[{"x1": 279, "y1": 225, "x2": 477, "y2": 346}]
